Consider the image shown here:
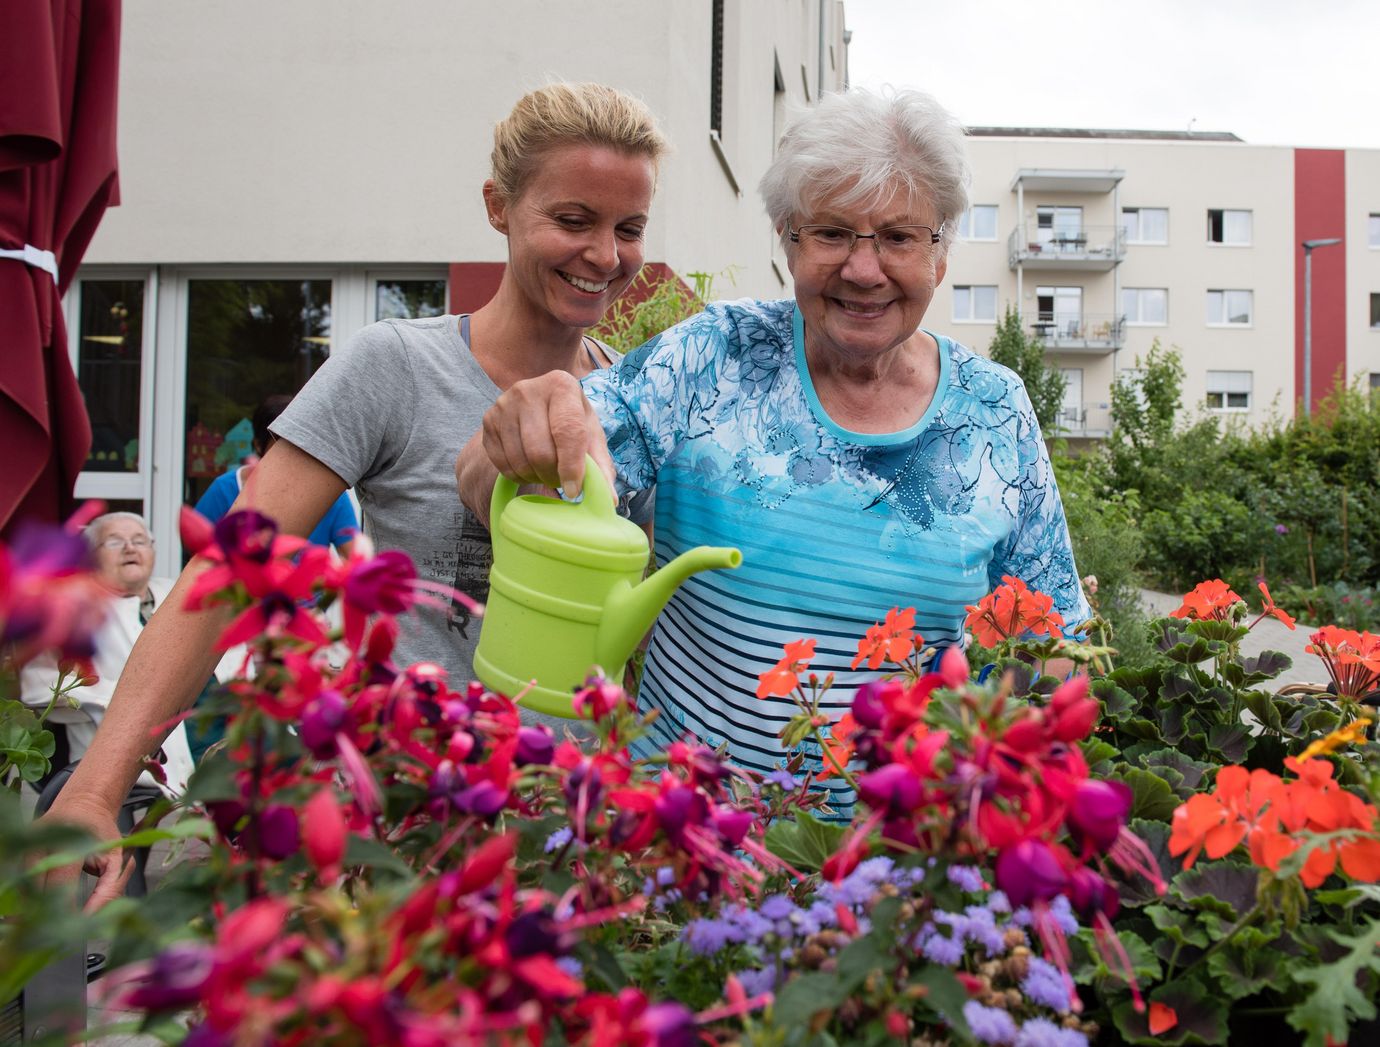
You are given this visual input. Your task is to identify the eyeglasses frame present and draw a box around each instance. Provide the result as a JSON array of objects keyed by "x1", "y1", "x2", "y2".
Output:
[{"x1": 786, "y1": 221, "x2": 946, "y2": 259}]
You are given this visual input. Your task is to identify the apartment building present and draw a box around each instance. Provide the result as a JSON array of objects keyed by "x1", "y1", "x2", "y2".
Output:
[
  {"x1": 924, "y1": 129, "x2": 1380, "y2": 441},
  {"x1": 68, "y1": 0, "x2": 848, "y2": 556}
]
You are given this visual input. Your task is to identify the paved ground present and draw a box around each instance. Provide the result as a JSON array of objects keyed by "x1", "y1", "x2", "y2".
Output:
[{"x1": 1138, "y1": 588, "x2": 1326, "y2": 688}]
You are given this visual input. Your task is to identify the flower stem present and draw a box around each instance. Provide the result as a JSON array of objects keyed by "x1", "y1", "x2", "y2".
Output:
[
  {"x1": 1178, "y1": 905, "x2": 1262, "y2": 979},
  {"x1": 810, "y1": 723, "x2": 858, "y2": 791}
]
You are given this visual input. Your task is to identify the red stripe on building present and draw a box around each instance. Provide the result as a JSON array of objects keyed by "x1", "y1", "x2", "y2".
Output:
[{"x1": 1293, "y1": 150, "x2": 1347, "y2": 415}]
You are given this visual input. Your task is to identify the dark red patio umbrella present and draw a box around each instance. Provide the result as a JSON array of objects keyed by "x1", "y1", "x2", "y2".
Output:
[{"x1": 0, "y1": 0, "x2": 121, "y2": 536}]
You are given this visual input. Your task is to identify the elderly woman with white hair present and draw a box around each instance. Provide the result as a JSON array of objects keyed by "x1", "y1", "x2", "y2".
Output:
[{"x1": 459, "y1": 89, "x2": 1089, "y2": 802}]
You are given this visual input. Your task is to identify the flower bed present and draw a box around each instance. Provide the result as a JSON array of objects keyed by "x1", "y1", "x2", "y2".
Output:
[{"x1": 2, "y1": 513, "x2": 1379, "y2": 1045}]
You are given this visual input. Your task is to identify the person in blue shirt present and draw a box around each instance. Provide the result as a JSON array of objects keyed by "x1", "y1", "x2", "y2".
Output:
[
  {"x1": 459, "y1": 88, "x2": 1090, "y2": 810},
  {"x1": 194, "y1": 394, "x2": 357, "y2": 555}
]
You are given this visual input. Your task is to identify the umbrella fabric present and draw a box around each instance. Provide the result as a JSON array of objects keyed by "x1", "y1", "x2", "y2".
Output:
[{"x1": 0, "y1": 0, "x2": 121, "y2": 535}]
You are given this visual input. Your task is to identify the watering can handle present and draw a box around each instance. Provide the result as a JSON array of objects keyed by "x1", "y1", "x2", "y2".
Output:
[{"x1": 488, "y1": 454, "x2": 617, "y2": 525}]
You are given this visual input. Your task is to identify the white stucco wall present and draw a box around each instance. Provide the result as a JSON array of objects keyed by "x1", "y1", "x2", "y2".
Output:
[
  {"x1": 1345, "y1": 150, "x2": 1380, "y2": 387},
  {"x1": 84, "y1": 0, "x2": 848, "y2": 300}
]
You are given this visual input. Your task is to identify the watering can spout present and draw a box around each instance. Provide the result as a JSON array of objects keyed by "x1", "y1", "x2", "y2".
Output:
[{"x1": 596, "y1": 546, "x2": 742, "y2": 671}]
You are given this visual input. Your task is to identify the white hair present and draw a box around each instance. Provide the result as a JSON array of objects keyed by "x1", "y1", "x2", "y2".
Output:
[
  {"x1": 759, "y1": 88, "x2": 971, "y2": 247},
  {"x1": 85, "y1": 511, "x2": 150, "y2": 550}
]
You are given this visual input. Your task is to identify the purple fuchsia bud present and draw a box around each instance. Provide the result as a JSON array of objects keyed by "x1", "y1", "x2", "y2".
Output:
[
  {"x1": 455, "y1": 780, "x2": 509, "y2": 819},
  {"x1": 299, "y1": 689, "x2": 349, "y2": 758},
  {"x1": 563, "y1": 759, "x2": 604, "y2": 810},
  {"x1": 207, "y1": 799, "x2": 248, "y2": 841},
  {"x1": 710, "y1": 805, "x2": 754, "y2": 847},
  {"x1": 640, "y1": 1001, "x2": 698, "y2": 1047},
  {"x1": 1066, "y1": 779, "x2": 1133, "y2": 852},
  {"x1": 654, "y1": 784, "x2": 709, "y2": 845},
  {"x1": 107, "y1": 941, "x2": 214, "y2": 1012},
  {"x1": 850, "y1": 680, "x2": 893, "y2": 729},
  {"x1": 257, "y1": 804, "x2": 301, "y2": 859},
  {"x1": 514, "y1": 725, "x2": 555, "y2": 767},
  {"x1": 857, "y1": 763, "x2": 924, "y2": 819},
  {"x1": 994, "y1": 838, "x2": 1068, "y2": 908},
  {"x1": 504, "y1": 908, "x2": 572, "y2": 959},
  {"x1": 1066, "y1": 866, "x2": 1120, "y2": 921},
  {"x1": 181, "y1": 1024, "x2": 232, "y2": 1047},
  {"x1": 344, "y1": 550, "x2": 417, "y2": 615},
  {"x1": 213, "y1": 510, "x2": 278, "y2": 563}
]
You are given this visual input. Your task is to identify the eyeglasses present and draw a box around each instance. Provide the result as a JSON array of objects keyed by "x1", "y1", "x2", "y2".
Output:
[
  {"x1": 101, "y1": 536, "x2": 153, "y2": 551},
  {"x1": 787, "y1": 222, "x2": 945, "y2": 264}
]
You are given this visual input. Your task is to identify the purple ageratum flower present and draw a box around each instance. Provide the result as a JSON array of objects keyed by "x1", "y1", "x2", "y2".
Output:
[
  {"x1": 961, "y1": 905, "x2": 1007, "y2": 956},
  {"x1": 556, "y1": 956, "x2": 583, "y2": 979},
  {"x1": 640, "y1": 1001, "x2": 698, "y2": 1047},
  {"x1": 1014, "y1": 1017, "x2": 1088, "y2": 1047},
  {"x1": 759, "y1": 895, "x2": 796, "y2": 921},
  {"x1": 544, "y1": 827, "x2": 574, "y2": 853},
  {"x1": 514, "y1": 725, "x2": 555, "y2": 767},
  {"x1": 765, "y1": 768, "x2": 799, "y2": 790},
  {"x1": 995, "y1": 839, "x2": 1068, "y2": 909},
  {"x1": 112, "y1": 941, "x2": 214, "y2": 1011},
  {"x1": 947, "y1": 864, "x2": 986, "y2": 892},
  {"x1": 1021, "y1": 955, "x2": 1073, "y2": 1013},
  {"x1": 963, "y1": 1000, "x2": 1019, "y2": 1045},
  {"x1": 918, "y1": 924, "x2": 967, "y2": 966},
  {"x1": 1274, "y1": 523, "x2": 1289, "y2": 535},
  {"x1": 1065, "y1": 779, "x2": 1132, "y2": 853},
  {"x1": 735, "y1": 967, "x2": 777, "y2": 998},
  {"x1": 682, "y1": 917, "x2": 736, "y2": 955},
  {"x1": 987, "y1": 890, "x2": 1012, "y2": 914},
  {"x1": 257, "y1": 804, "x2": 300, "y2": 859},
  {"x1": 299, "y1": 689, "x2": 349, "y2": 758},
  {"x1": 1047, "y1": 895, "x2": 1079, "y2": 935},
  {"x1": 344, "y1": 549, "x2": 417, "y2": 615}
]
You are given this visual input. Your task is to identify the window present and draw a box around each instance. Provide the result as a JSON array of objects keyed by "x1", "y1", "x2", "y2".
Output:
[
  {"x1": 1206, "y1": 289, "x2": 1253, "y2": 325},
  {"x1": 1035, "y1": 286, "x2": 1082, "y2": 338},
  {"x1": 1371, "y1": 372, "x2": 1380, "y2": 391},
  {"x1": 1122, "y1": 287, "x2": 1168, "y2": 325},
  {"x1": 1372, "y1": 293, "x2": 1380, "y2": 329},
  {"x1": 1206, "y1": 370, "x2": 1252, "y2": 411},
  {"x1": 958, "y1": 205, "x2": 998, "y2": 241},
  {"x1": 710, "y1": 0, "x2": 724, "y2": 134},
  {"x1": 1121, "y1": 207, "x2": 1168, "y2": 244},
  {"x1": 1059, "y1": 368, "x2": 1084, "y2": 428},
  {"x1": 1370, "y1": 214, "x2": 1380, "y2": 248},
  {"x1": 1036, "y1": 206, "x2": 1083, "y2": 249},
  {"x1": 374, "y1": 279, "x2": 447, "y2": 321},
  {"x1": 77, "y1": 280, "x2": 146, "y2": 473},
  {"x1": 1207, "y1": 209, "x2": 1252, "y2": 245},
  {"x1": 953, "y1": 285, "x2": 997, "y2": 322}
]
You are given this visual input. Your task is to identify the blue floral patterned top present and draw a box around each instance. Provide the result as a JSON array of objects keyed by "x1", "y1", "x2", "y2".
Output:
[{"x1": 581, "y1": 299, "x2": 1089, "y2": 807}]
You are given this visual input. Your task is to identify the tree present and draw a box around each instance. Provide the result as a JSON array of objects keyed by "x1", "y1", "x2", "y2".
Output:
[
  {"x1": 1110, "y1": 338, "x2": 1184, "y2": 453},
  {"x1": 986, "y1": 306, "x2": 1066, "y2": 435}
]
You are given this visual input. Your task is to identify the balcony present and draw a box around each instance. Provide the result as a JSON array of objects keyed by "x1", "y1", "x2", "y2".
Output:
[
  {"x1": 1053, "y1": 401, "x2": 1112, "y2": 440},
  {"x1": 1027, "y1": 314, "x2": 1124, "y2": 355},
  {"x1": 1007, "y1": 224, "x2": 1125, "y2": 270}
]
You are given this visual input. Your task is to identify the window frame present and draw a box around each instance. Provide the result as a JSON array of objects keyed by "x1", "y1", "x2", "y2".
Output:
[
  {"x1": 1121, "y1": 206, "x2": 1169, "y2": 245},
  {"x1": 1206, "y1": 208, "x2": 1253, "y2": 246},
  {"x1": 957, "y1": 204, "x2": 999, "y2": 242},
  {"x1": 1122, "y1": 287, "x2": 1168, "y2": 326},
  {"x1": 952, "y1": 284, "x2": 998, "y2": 323},
  {"x1": 1370, "y1": 292, "x2": 1380, "y2": 330},
  {"x1": 1205, "y1": 370, "x2": 1253, "y2": 412},
  {"x1": 1369, "y1": 213, "x2": 1380, "y2": 249},
  {"x1": 1206, "y1": 288, "x2": 1254, "y2": 327}
]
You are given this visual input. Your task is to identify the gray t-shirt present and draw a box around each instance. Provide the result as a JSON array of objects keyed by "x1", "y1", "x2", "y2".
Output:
[{"x1": 272, "y1": 315, "x2": 650, "y2": 725}]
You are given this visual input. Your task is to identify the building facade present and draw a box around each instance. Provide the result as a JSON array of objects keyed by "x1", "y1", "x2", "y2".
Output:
[
  {"x1": 924, "y1": 129, "x2": 1380, "y2": 441},
  {"x1": 69, "y1": 0, "x2": 849, "y2": 555}
]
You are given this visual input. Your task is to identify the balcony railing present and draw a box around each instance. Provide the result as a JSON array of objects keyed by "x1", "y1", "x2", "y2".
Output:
[
  {"x1": 1053, "y1": 401, "x2": 1112, "y2": 439},
  {"x1": 1027, "y1": 313, "x2": 1124, "y2": 353},
  {"x1": 1007, "y1": 224, "x2": 1126, "y2": 270}
]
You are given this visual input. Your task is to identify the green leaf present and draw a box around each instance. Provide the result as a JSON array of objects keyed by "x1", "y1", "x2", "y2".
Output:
[
  {"x1": 763, "y1": 809, "x2": 846, "y2": 873},
  {"x1": 1140, "y1": 748, "x2": 1215, "y2": 799},
  {"x1": 836, "y1": 932, "x2": 891, "y2": 987},
  {"x1": 1240, "y1": 690, "x2": 1287, "y2": 734},
  {"x1": 181, "y1": 752, "x2": 241, "y2": 804},
  {"x1": 1112, "y1": 975, "x2": 1230, "y2": 1045},
  {"x1": 908, "y1": 965, "x2": 971, "y2": 1039},
  {"x1": 343, "y1": 836, "x2": 414, "y2": 879},
  {"x1": 1120, "y1": 717, "x2": 1166, "y2": 743},
  {"x1": 1157, "y1": 701, "x2": 1189, "y2": 745},
  {"x1": 1186, "y1": 619, "x2": 1249, "y2": 646},
  {"x1": 1081, "y1": 737, "x2": 1121, "y2": 770},
  {"x1": 1091, "y1": 679, "x2": 1138, "y2": 723},
  {"x1": 1206, "y1": 724, "x2": 1251, "y2": 763},
  {"x1": 1171, "y1": 861, "x2": 1260, "y2": 920},
  {"x1": 576, "y1": 940, "x2": 629, "y2": 991},
  {"x1": 1204, "y1": 924, "x2": 1290, "y2": 999},
  {"x1": 770, "y1": 971, "x2": 853, "y2": 1027},
  {"x1": 1239, "y1": 650, "x2": 1293, "y2": 683},
  {"x1": 1286, "y1": 918, "x2": 1380, "y2": 1046},
  {"x1": 1117, "y1": 766, "x2": 1181, "y2": 822},
  {"x1": 1071, "y1": 928, "x2": 1162, "y2": 986},
  {"x1": 1146, "y1": 903, "x2": 1210, "y2": 948},
  {"x1": 1120, "y1": 819, "x2": 1188, "y2": 907}
]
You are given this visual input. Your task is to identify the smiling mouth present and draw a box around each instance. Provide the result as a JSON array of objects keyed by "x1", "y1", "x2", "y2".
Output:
[
  {"x1": 558, "y1": 271, "x2": 611, "y2": 294},
  {"x1": 833, "y1": 298, "x2": 890, "y2": 317}
]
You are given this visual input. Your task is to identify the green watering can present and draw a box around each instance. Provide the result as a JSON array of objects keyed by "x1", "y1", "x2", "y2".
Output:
[{"x1": 473, "y1": 457, "x2": 742, "y2": 717}]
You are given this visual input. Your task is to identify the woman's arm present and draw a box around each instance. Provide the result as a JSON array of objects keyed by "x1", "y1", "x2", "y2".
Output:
[{"x1": 41, "y1": 440, "x2": 348, "y2": 908}]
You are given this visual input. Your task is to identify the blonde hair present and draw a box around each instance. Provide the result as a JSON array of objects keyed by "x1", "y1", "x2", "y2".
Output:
[{"x1": 490, "y1": 83, "x2": 669, "y2": 202}]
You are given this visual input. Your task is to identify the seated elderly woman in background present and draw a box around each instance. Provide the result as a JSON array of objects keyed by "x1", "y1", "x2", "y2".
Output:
[{"x1": 459, "y1": 89, "x2": 1089, "y2": 806}]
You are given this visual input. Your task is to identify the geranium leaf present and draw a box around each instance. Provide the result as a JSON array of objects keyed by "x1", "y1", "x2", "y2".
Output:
[
  {"x1": 1141, "y1": 748, "x2": 1215, "y2": 798},
  {"x1": 770, "y1": 970, "x2": 852, "y2": 1026},
  {"x1": 1171, "y1": 861, "x2": 1260, "y2": 920},
  {"x1": 1186, "y1": 619, "x2": 1249, "y2": 646},
  {"x1": 1146, "y1": 903, "x2": 1211, "y2": 948},
  {"x1": 1081, "y1": 737, "x2": 1120, "y2": 771},
  {"x1": 1286, "y1": 917, "x2": 1380, "y2": 1046},
  {"x1": 763, "y1": 809, "x2": 846, "y2": 873},
  {"x1": 1119, "y1": 819, "x2": 1182, "y2": 908},
  {"x1": 1071, "y1": 928, "x2": 1162, "y2": 986},
  {"x1": 1240, "y1": 691, "x2": 1286, "y2": 734},
  {"x1": 1157, "y1": 701, "x2": 1189, "y2": 745},
  {"x1": 1206, "y1": 724, "x2": 1251, "y2": 763},
  {"x1": 1239, "y1": 650, "x2": 1293, "y2": 683},
  {"x1": 1091, "y1": 679, "x2": 1138, "y2": 723},
  {"x1": 1117, "y1": 767, "x2": 1180, "y2": 822},
  {"x1": 1113, "y1": 975, "x2": 1230, "y2": 1044},
  {"x1": 1205, "y1": 925, "x2": 1290, "y2": 999}
]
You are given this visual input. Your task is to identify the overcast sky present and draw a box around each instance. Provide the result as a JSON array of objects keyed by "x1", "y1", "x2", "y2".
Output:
[{"x1": 845, "y1": 0, "x2": 1380, "y2": 149}]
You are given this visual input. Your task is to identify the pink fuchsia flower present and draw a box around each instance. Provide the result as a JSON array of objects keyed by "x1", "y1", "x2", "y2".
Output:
[
  {"x1": 101, "y1": 941, "x2": 213, "y2": 1012},
  {"x1": 572, "y1": 675, "x2": 626, "y2": 720},
  {"x1": 298, "y1": 689, "x2": 349, "y2": 758},
  {"x1": 303, "y1": 788, "x2": 348, "y2": 881},
  {"x1": 1066, "y1": 865, "x2": 1120, "y2": 920},
  {"x1": 514, "y1": 725, "x2": 555, "y2": 767},
  {"x1": 257, "y1": 804, "x2": 300, "y2": 859},
  {"x1": 995, "y1": 838, "x2": 1068, "y2": 908},
  {"x1": 0, "y1": 517, "x2": 109, "y2": 667},
  {"x1": 1066, "y1": 778, "x2": 1133, "y2": 852},
  {"x1": 857, "y1": 763, "x2": 924, "y2": 819}
]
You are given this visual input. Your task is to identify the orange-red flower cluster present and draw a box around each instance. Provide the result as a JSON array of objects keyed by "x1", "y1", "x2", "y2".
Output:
[
  {"x1": 963, "y1": 576, "x2": 1065, "y2": 649},
  {"x1": 851, "y1": 606, "x2": 922, "y2": 671},
  {"x1": 1306, "y1": 625, "x2": 1380, "y2": 700},
  {"x1": 755, "y1": 638, "x2": 817, "y2": 699},
  {"x1": 1169, "y1": 760, "x2": 1380, "y2": 888},
  {"x1": 1253, "y1": 581, "x2": 1297, "y2": 630},
  {"x1": 1168, "y1": 579, "x2": 1242, "y2": 622}
]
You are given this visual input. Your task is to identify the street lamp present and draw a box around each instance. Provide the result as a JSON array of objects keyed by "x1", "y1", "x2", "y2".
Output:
[{"x1": 1301, "y1": 236, "x2": 1343, "y2": 417}]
